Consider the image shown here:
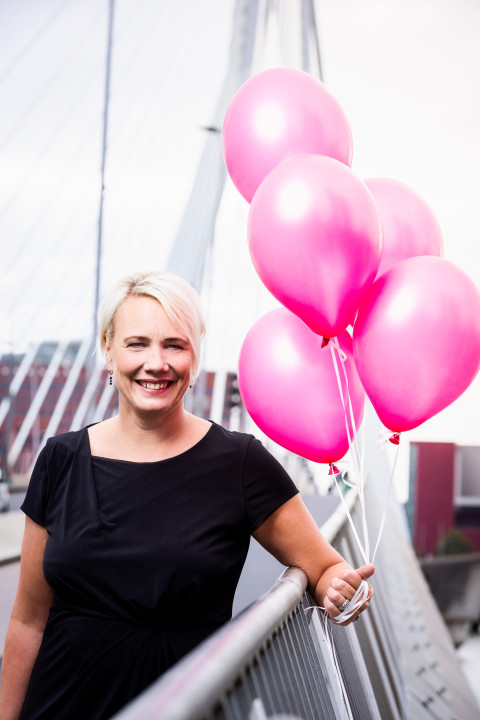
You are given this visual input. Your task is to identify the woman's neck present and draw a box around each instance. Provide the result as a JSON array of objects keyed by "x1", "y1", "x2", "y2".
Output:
[
  {"x1": 117, "y1": 398, "x2": 188, "y2": 440},
  {"x1": 90, "y1": 407, "x2": 211, "y2": 462}
]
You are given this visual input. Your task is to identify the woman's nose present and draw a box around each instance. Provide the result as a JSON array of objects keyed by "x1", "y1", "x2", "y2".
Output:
[{"x1": 144, "y1": 346, "x2": 169, "y2": 371}]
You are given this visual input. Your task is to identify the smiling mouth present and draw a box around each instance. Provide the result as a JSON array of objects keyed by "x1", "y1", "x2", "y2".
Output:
[{"x1": 136, "y1": 380, "x2": 171, "y2": 390}]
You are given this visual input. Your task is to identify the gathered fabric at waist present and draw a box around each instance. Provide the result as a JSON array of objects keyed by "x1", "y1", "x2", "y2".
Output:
[
  {"x1": 20, "y1": 603, "x2": 221, "y2": 720},
  {"x1": 49, "y1": 596, "x2": 211, "y2": 631}
]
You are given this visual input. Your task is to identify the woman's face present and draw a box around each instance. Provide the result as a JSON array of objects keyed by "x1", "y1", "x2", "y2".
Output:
[{"x1": 105, "y1": 295, "x2": 193, "y2": 419}]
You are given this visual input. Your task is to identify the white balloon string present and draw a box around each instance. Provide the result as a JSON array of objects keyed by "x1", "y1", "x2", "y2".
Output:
[
  {"x1": 329, "y1": 338, "x2": 369, "y2": 560},
  {"x1": 328, "y1": 338, "x2": 401, "y2": 569},
  {"x1": 377, "y1": 430, "x2": 392, "y2": 446},
  {"x1": 332, "y1": 579, "x2": 369, "y2": 623},
  {"x1": 309, "y1": 338, "x2": 400, "y2": 717},
  {"x1": 332, "y1": 471, "x2": 368, "y2": 565},
  {"x1": 335, "y1": 338, "x2": 363, "y2": 472},
  {"x1": 304, "y1": 605, "x2": 356, "y2": 720},
  {"x1": 320, "y1": 614, "x2": 355, "y2": 720},
  {"x1": 357, "y1": 406, "x2": 369, "y2": 557},
  {"x1": 377, "y1": 429, "x2": 400, "y2": 447},
  {"x1": 339, "y1": 472, "x2": 356, "y2": 489},
  {"x1": 357, "y1": 470, "x2": 370, "y2": 564},
  {"x1": 358, "y1": 398, "x2": 367, "y2": 486},
  {"x1": 305, "y1": 579, "x2": 369, "y2": 620},
  {"x1": 329, "y1": 339, "x2": 359, "y2": 466}
]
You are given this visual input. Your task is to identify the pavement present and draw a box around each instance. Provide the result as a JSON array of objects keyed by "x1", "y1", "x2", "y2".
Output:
[{"x1": 0, "y1": 511, "x2": 24, "y2": 566}]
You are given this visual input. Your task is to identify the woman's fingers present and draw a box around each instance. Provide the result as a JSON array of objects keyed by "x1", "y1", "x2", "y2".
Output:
[
  {"x1": 323, "y1": 593, "x2": 344, "y2": 618},
  {"x1": 325, "y1": 564, "x2": 375, "y2": 624},
  {"x1": 356, "y1": 563, "x2": 375, "y2": 581}
]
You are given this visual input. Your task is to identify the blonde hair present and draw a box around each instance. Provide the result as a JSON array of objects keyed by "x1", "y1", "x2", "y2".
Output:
[{"x1": 98, "y1": 271, "x2": 206, "y2": 382}]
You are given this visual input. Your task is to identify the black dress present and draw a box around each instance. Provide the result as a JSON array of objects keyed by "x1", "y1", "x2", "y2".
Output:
[{"x1": 19, "y1": 422, "x2": 298, "y2": 719}]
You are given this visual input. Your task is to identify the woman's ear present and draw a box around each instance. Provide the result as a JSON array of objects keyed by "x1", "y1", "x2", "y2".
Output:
[{"x1": 104, "y1": 337, "x2": 112, "y2": 371}]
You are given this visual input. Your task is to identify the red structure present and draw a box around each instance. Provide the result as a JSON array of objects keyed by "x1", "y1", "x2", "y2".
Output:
[
  {"x1": 409, "y1": 441, "x2": 480, "y2": 555},
  {"x1": 0, "y1": 346, "x2": 116, "y2": 477},
  {"x1": 1, "y1": 348, "x2": 241, "y2": 484}
]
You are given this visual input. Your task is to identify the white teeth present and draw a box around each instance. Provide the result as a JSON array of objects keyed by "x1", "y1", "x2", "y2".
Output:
[{"x1": 138, "y1": 381, "x2": 168, "y2": 390}]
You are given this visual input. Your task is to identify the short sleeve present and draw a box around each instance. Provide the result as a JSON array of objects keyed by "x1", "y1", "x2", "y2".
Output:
[
  {"x1": 21, "y1": 444, "x2": 49, "y2": 527},
  {"x1": 242, "y1": 437, "x2": 299, "y2": 533}
]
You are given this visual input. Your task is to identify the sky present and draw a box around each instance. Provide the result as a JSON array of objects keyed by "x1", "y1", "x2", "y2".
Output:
[
  {"x1": 0, "y1": 0, "x2": 234, "y2": 350},
  {"x1": 0, "y1": 0, "x2": 479, "y2": 493}
]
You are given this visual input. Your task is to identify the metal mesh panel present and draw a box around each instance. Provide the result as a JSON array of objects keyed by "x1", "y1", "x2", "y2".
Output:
[{"x1": 213, "y1": 607, "x2": 338, "y2": 720}]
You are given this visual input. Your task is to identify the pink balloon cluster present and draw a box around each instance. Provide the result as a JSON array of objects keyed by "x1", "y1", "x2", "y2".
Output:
[
  {"x1": 365, "y1": 177, "x2": 444, "y2": 277},
  {"x1": 223, "y1": 67, "x2": 353, "y2": 203},
  {"x1": 223, "y1": 68, "x2": 480, "y2": 461},
  {"x1": 353, "y1": 256, "x2": 480, "y2": 433},
  {"x1": 248, "y1": 154, "x2": 382, "y2": 338},
  {"x1": 238, "y1": 309, "x2": 364, "y2": 464}
]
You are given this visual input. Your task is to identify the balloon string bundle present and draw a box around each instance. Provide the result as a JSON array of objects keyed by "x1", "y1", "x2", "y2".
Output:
[
  {"x1": 327, "y1": 337, "x2": 400, "y2": 618},
  {"x1": 305, "y1": 340, "x2": 400, "y2": 718},
  {"x1": 305, "y1": 587, "x2": 368, "y2": 720},
  {"x1": 316, "y1": 610, "x2": 356, "y2": 720}
]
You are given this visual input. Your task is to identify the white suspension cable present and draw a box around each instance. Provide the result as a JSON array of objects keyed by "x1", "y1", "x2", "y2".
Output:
[
  {"x1": 0, "y1": 3, "x2": 107, "y2": 156},
  {"x1": 0, "y1": 0, "x2": 75, "y2": 86}
]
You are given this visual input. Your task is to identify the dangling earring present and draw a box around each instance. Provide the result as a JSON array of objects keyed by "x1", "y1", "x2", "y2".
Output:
[{"x1": 108, "y1": 371, "x2": 113, "y2": 386}]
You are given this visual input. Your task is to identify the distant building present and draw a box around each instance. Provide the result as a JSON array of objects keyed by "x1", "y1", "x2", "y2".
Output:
[
  {"x1": 407, "y1": 441, "x2": 480, "y2": 554},
  {"x1": 0, "y1": 344, "x2": 115, "y2": 480},
  {"x1": 0, "y1": 347, "x2": 245, "y2": 485}
]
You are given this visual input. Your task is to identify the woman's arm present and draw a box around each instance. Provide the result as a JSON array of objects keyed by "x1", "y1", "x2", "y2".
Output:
[
  {"x1": 0, "y1": 517, "x2": 54, "y2": 720},
  {"x1": 253, "y1": 494, "x2": 374, "y2": 624}
]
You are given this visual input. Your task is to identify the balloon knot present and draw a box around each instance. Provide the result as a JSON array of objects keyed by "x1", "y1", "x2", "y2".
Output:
[
  {"x1": 328, "y1": 463, "x2": 340, "y2": 475},
  {"x1": 321, "y1": 336, "x2": 330, "y2": 348},
  {"x1": 389, "y1": 433, "x2": 401, "y2": 445}
]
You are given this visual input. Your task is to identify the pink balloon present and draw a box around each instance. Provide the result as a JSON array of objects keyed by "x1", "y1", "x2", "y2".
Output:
[
  {"x1": 353, "y1": 256, "x2": 480, "y2": 433},
  {"x1": 248, "y1": 154, "x2": 382, "y2": 338},
  {"x1": 238, "y1": 308, "x2": 365, "y2": 464},
  {"x1": 365, "y1": 177, "x2": 444, "y2": 277},
  {"x1": 223, "y1": 67, "x2": 353, "y2": 203}
]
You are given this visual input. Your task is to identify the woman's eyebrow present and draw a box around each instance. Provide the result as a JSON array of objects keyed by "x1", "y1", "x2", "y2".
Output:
[
  {"x1": 122, "y1": 335, "x2": 149, "y2": 343},
  {"x1": 122, "y1": 335, "x2": 190, "y2": 344},
  {"x1": 164, "y1": 337, "x2": 190, "y2": 345}
]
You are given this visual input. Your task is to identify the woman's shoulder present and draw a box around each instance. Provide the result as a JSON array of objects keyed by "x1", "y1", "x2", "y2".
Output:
[
  {"x1": 209, "y1": 421, "x2": 253, "y2": 442},
  {"x1": 43, "y1": 425, "x2": 90, "y2": 456},
  {"x1": 208, "y1": 421, "x2": 257, "y2": 453}
]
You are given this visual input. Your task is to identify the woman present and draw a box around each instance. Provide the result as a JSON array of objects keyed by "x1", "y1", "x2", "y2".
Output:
[{"x1": 0, "y1": 271, "x2": 374, "y2": 720}]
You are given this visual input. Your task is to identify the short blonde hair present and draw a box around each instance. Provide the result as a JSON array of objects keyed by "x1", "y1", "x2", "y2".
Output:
[{"x1": 98, "y1": 271, "x2": 206, "y2": 382}]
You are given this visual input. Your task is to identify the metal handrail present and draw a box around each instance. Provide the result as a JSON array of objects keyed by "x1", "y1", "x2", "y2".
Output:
[
  {"x1": 111, "y1": 491, "x2": 359, "y2": 720},
  {"x1": 111, "y1": 470, "x2": 480, "y2": 720},
  {"x1": 111, "y1": 489, "x2": 362, "y2": 720}
]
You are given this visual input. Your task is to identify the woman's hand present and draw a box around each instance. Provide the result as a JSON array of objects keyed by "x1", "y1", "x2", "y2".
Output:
[
  {"x1": 253, "y1": 495, "x2": 375, "y2": 626},
  {"x1": 322, "y1": 563, "x2": 374, "y2": 625}
]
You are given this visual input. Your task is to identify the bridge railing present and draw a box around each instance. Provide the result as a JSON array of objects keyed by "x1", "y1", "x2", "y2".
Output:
[{"x1": 112, "y1": 480, "x2": 479, "y2": 720}]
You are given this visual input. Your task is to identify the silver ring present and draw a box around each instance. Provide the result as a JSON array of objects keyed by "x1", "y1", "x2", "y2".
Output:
[{"x1": 339, "y1": 599, "x2": 350, "y2": 612}]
